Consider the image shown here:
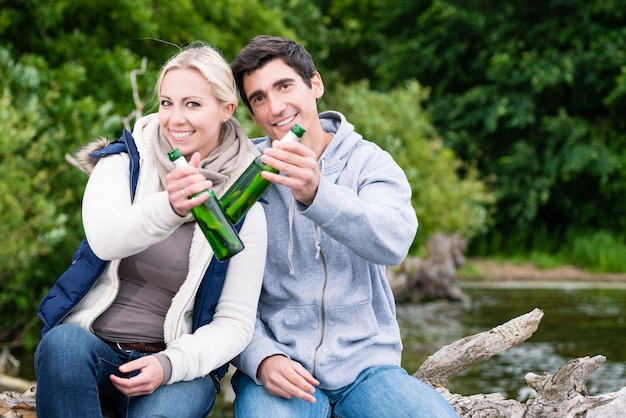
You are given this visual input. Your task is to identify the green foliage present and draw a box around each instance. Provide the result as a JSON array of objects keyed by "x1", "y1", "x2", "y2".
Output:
[
  {"x1": 322, "y1": 80, "x2": 495, "y2": 249},
  {"x1": 4, "y1": 0, "x2": 620, "y2": 365},
  {"x1": 0, "y1": 0, "x2": 296, "y2": 354},
  {"x1": 2, "y1": 0, "x2": 293, "y2": 132},
  {"x1": 318, "y1": 0, "x2": 626, "y2": 259},
  {"x1": 0, "y1": 48, "x2": 121, "y2": 350}
]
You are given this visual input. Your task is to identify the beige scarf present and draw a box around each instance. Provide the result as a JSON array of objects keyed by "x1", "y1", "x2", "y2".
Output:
[{"x1": 151, "y1": 117, "x2": 258, "y2": 197}]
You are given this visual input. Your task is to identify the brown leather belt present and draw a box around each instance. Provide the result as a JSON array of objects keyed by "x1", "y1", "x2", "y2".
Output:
[{"x1": 109, "y1": 341, "x2": 166, "y2": 353}]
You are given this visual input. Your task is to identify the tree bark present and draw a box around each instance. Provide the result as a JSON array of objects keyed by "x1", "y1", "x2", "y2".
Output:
[
  {"x1": 416, "y1": 308, "x2": 544, "y2": 388},
  {"x1": 417, "y1": 308, "x2": 623, "y2": 417},
  {"x1": 388, "y1": 232, "x2": 469, "y2": 303}
]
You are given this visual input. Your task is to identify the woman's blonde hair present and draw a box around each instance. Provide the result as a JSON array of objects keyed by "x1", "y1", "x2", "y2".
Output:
[{"x1": 156, "y1": 41, "x2": 238, "y2": 108}]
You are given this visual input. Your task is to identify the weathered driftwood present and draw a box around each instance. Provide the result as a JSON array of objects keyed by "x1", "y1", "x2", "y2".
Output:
[
  {"x1": 388, "y1": 232, "x2": 469, "y2": 303},
  {"x1": 419, "y1": 308, "x2": 624, "y2": 417},
  {"x1": 417, "y1": 308, "x2": 545, "y2": 388},
  {"x1": 0, "y1": 375, "x2": 31, "y2": 395},
  {"x1": 587, "y1": 387, "x2": 626, "y2": 418},
  {"x1": 0, "y1": 385, "x2": 36, "y2": 418},
  {"x1": 525, "y1": 356, "x2": 615, "y2": 417}
]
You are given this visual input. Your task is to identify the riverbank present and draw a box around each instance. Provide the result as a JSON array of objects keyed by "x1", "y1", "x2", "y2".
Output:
[
  {"x1": 462, "y1": 258, "x2": 626, "y2": 282},
  {"x1": 4, "y1": 258, "x2": 626, "y2": 417}
]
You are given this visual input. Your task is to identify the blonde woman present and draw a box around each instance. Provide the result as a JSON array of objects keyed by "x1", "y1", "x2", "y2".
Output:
[{"x1": 35, "y1": 42, "x2": 266, "y2": 418}]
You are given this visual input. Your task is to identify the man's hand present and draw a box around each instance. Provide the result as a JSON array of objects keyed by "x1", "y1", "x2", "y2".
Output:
[
  {"x1": 110, "y1": 355, "x2": 165, "y2": 397},
  {"x1": 257, "y1": 355, "x2": 320, "y2": 403},
  {"x1": 260, "y1": 141, "x2": 320, "y2": 206}
]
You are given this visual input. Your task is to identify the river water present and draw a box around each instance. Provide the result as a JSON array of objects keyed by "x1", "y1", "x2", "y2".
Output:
[{"x1": 397, "y1": 281, "x2": 626, "y2": 401}]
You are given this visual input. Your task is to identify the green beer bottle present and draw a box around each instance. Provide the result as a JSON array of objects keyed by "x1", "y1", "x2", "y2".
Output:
[
  {"x1": 168, "y1": 148, "x2": 244, "y2": 262},
  {"x1": 220, "y1": 124, "x2": 305, "y2": 224}
]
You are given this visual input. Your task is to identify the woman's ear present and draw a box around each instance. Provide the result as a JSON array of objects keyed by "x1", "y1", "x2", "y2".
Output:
[{"x1": 221, "y1": 103, "x2": 236, "y2": 122}]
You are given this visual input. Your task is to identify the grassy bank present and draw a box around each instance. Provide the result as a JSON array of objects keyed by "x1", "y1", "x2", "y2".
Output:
[{"x1": 471, "y1": 229, "x2": 626, "y2": 274}]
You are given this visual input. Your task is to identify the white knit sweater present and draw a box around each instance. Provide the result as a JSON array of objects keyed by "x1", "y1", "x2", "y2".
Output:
[{"x1": 63, "y1": 114, "x2": 267, "y2": 384}]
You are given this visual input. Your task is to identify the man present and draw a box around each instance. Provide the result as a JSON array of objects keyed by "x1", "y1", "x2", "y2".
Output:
[{"x1": 230, "y1": 35, "x2": 458, "y2": 418}]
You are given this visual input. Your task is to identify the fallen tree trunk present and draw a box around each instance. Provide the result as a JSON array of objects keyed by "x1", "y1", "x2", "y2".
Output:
[
  {"x1": 0, "y1": 374, "x2": 32, "y2": 395},
  {"x1": 417, "y1": 308, "x2": 545, "y2": 388},
  {"x1": 418, "y1": 308, "x2": 623, "y2": 417},
  {"x1": 0, "y1": 385, "x2": 36, "y2": 418},
  {"x1": 388, "y1": 232, "x2": 470, "y2": 303}
]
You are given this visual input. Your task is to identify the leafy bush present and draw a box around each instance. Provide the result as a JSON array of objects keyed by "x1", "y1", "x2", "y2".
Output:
[
  {"x1": 0, "y1": 48, "x2": 123, "y2": 351},
  {"x1": 0, "y1": 0, "x2": 298, "y2": 361},
  {"x1": 306, "y1": 0, "x2": 626, "y2": 263},
  {"x1": 321, "y1": 80, "x2": 495, "y2": 250}
]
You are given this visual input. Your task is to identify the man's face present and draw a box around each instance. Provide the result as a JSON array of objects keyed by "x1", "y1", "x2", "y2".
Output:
[{"x1": 242, "y1": 58, "x2": 323, "y2": 141}]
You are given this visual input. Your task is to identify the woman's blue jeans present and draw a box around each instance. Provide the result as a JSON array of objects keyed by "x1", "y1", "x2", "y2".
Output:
[
  {"x1": 34, "y1": 324, "x2": 216, "y2": 418},
  {"x1": 231, "y1": 365, "x2": 458, "y2": 418}
]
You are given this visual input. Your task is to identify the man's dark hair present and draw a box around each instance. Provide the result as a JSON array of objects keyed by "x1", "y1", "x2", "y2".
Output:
[{"x1": 231, "y1": 35, "x2": 318, "y2": 113}]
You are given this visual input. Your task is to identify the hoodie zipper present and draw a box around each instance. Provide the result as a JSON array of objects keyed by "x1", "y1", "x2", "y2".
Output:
[{"x1": 311, "y1": 247, "x2": 328, "y2": 377}]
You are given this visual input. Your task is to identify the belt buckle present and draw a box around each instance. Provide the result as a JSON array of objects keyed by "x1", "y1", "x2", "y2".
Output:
[{"x1": 116, "y1": 342, "x2": 131, "y2": 352}]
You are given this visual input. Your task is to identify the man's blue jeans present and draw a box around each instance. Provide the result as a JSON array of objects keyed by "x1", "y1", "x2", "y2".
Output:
[
  {"x1": 231, "y1": 365, "x2": 458, "y2": 418},
  {"x1": 35, "y1": 324, "x2": 216, "y2": 418}
]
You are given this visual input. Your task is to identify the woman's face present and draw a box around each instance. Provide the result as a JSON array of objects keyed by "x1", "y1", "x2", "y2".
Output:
[{"x1": 158, "y1": 68, "x2": 234, "y2": 159}]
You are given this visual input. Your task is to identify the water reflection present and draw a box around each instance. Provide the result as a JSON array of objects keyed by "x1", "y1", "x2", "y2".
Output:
[{"x1": 397, "y1": 283, "x2": 626, "y2": 401}]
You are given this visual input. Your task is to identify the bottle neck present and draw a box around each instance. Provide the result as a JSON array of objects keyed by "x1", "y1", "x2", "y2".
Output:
[
  {"x1": 280, "y1": 130, "x2": 300, "y2": 143},
  {"x1": 171, "y1": 156, "x2": 187, "y2": 169}
]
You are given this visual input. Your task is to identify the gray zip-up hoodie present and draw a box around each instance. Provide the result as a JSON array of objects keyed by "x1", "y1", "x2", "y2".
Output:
[{"x1": 233, "y1": 110, "x2": 418, "y2": 390}]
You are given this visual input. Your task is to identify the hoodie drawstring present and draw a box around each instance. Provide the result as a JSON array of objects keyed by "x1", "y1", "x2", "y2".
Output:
[
  {"x1": 287, "y1": 196, "x2": 296, "y2": 275},
  {"x1": 287, "y1": 160, "x2": 324, "y2": 275}
]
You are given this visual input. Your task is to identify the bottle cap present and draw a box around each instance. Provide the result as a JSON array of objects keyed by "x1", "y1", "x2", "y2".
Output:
[
  {"x1": 291, "y1": 124, "x2": 305, "y2": 138},
  {"x1": 167, "y1": 148, "x2": 183, "y2": 161}
]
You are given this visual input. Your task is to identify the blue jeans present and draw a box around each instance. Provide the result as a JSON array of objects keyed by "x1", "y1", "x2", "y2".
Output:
[
  {"x1": 35, "y1": 324, "x2": 216, "y2": 418},
  {"x1": 232, "y1": 366, "x2": 458, "y2": 418}
]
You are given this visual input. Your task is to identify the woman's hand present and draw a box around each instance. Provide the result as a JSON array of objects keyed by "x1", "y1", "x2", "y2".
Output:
[
  {"x1": 165, "y1": 152, "x2": 213, "y2": 216},
  {"x1": 110, "y1": 355, "x2": 165, "y2": 397}
]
